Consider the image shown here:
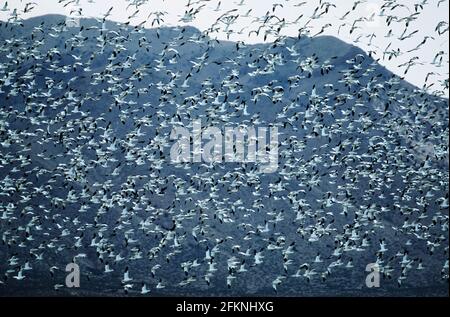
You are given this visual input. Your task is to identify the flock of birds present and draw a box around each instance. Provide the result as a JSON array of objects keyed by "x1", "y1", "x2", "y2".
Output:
[{"x1": 0, "y1": 0, "x2": 448, "y2": 296}]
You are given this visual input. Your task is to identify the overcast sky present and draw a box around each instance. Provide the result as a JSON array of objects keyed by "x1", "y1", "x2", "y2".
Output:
[{"x1": 1, "y1": 0, "x2": 448, "y2": 96}]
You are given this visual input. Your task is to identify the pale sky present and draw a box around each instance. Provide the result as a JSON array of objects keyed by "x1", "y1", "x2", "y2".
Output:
[{"x1": 1, "y1": 0, "x2": 448, "y2": 96}]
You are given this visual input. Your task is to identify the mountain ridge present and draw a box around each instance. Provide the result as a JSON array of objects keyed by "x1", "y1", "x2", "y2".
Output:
[
  {"x1": 0, "y1": 14, "x2": 448, "y2": 296},
  {"x1": 2, "y1": 13, "x2": 445, "y2": 98}
]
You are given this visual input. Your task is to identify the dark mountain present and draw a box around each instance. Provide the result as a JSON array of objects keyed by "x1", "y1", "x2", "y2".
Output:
[{"x1": 0, "y1": 15, "x2": 448, "y2": 296}]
